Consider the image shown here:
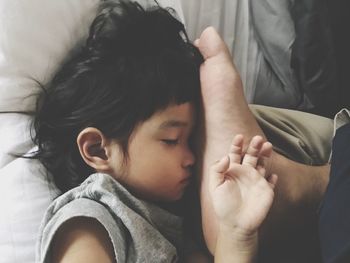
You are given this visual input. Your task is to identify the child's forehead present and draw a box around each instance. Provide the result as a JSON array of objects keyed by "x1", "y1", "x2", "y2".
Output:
[
  {"x1": 155, "y1": 103, "x2": 194, "y2": 120},
  {"x1": 144, "y1": 103, "x2": 196, "y2": 130}
]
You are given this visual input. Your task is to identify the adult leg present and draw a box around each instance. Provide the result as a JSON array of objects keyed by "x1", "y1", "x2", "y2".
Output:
[
  {"x1": 251, "y1": 105, "x2": 333, "y2": 262},
  {"x1": 195, "y1": 27, "x2": 331, "y2": 261},
  {"x1": 251, "y1": 104, "x2": 333, "y2": 166}
]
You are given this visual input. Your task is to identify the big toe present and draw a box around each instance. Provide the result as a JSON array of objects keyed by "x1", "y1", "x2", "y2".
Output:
[{"x1": 197, "y1": 27, "x2": 230, "y2": 60}]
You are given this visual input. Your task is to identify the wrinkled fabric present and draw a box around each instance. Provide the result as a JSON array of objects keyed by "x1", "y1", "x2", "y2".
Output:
[
  {"x1": 250, "y1": 0, "x2": 307, "y2": 109},
  {"x1": 250, "y1": 0, "x2": 337, "y2": 115},
  {"x1": 36, "y1": 173, "x2": 184, "y2": 263},
  {"x1": 291, "y1": 0, "x2": 338, "y2": 116}
]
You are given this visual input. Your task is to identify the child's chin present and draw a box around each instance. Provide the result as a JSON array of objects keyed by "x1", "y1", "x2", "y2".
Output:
[
  {"x1": 172, "y1": 190, "x2": 187, "y2": 202},
  {"x1": 156, "y1": 188, "x2": 188, "y2": 203},
  {"x1": 171, "y1": 195, "x2": 183, "y2": 202},
  {"x1": 163, "y1": 192, "x2": 184, "y2": 203}
]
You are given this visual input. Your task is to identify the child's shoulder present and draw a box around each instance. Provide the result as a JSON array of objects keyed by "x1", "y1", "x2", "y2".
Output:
[
  {"x1": 48, "y1": 217, "x2": 117, "y2": 262},
  {"x1": 36, "y1": 174, "x2": 128, "y2": 262},
  {"x1": 36, "y1": 172, "x2": 184, "y2": 262}
]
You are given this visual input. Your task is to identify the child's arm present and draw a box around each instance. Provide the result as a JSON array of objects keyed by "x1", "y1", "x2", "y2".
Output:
[
  {"x1": 209, "y1": 135, "x2": 277, "y2": 262},
  {"x1": 51, "y1": 217, "x2": 116, "y2": 263}
]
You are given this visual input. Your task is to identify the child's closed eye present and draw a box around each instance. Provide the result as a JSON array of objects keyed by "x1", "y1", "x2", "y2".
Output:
[{"x1": 161, "y1": 139, "x2": 179, "y2": 146}]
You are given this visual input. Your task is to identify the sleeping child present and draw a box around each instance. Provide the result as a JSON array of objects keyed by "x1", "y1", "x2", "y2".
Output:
[{"x1": 31, "y1": 1, "x2": 277, "y2": 262}]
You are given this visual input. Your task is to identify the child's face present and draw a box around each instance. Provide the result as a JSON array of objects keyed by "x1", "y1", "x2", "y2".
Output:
[{"x1": 111, "y1": 102, "x2": 196, "y2": 202}]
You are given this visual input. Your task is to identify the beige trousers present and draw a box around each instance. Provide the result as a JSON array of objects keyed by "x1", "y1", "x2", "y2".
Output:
[{"x1": 251, "y1": 105, "x2": 334, "y2": 165}]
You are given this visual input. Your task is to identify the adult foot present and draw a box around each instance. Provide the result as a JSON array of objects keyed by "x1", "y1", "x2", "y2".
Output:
[
  {"x1": 194, "y1": 27, "x2": 264, "y2": 146},
  {"x1": 195, "y1": 27, "x2": 329, "y2": 259},
  {"x1": 195, "y1": 27, "x2": 269, "y2": 254}
]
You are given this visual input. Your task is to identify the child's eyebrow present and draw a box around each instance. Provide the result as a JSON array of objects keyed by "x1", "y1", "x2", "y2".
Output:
[{"x1": 158, "y1": 120, "x2": 188, "y2": 130}]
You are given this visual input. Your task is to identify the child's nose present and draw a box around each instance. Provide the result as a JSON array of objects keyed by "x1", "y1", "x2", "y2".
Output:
[{"x1": 183, "y1": 148, "x2": 195, "y2": 168}]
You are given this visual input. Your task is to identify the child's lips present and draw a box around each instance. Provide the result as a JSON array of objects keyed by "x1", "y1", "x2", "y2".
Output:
[
  {"x1": 181, "y1": 178, "x2": 189, "y2": 183},
  {"x1": 180, "y1": 175, "x2": 191, "y2": 185}
]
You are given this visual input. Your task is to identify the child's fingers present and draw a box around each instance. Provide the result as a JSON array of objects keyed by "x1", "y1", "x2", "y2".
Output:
[
  {"x1": 256, "y1": 165, "x2": 266, "y2": 178},
  {"x1": 209, "y1": 156, "x2": 230, "y2": 191},
  {"x1": 242, "y1": 136, "x2": 264, "y2": 167},
  {"x1": 267, "y1": 174, "x2": 278, "y2": 189},
  {"x1": 229, "y1": 134, "x2": 244, "y2": 164},
  {"x1": 259, "y1": 141, "x2": 273, "y2": 158},
  {"x1": 258, "y1": 165, "x2": 277, "y2": 190},
  {"x1": 212, "y1": 155, "x2": 230, "y2": 173}
]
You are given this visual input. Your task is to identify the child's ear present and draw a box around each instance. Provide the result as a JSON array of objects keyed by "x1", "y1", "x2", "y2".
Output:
[{"x1": 77, "y1": 127, "x2": 112, "y2": 172}]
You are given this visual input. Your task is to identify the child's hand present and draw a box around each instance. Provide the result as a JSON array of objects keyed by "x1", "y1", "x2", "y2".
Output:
[{"x1": 208, "y1": 135, "x2": 278, "y2": 234}]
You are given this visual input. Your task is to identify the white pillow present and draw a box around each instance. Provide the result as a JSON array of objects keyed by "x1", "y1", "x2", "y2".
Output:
[
  {"x1": 0, "y1": 1, "x2": 184, "y2": 262},
  {"x1": 0, "y1": 0, "x2": 100, "y2": 113},
  {"x1": 0, "y1": 141, "x2": 60, "y2": 262},
  {"x1": 0, "y1": 1, "x2": 100, "y2": 262}
]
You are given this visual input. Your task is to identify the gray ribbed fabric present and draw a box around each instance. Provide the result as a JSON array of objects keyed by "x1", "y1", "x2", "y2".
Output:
[{"x1": 36, "y1": 173, "x2": 184, "y2": 263}]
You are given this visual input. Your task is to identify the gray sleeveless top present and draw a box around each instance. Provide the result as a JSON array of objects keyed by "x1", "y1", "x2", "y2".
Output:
[{"x1": 36, "y1": 173, "x2": 184, "y2": 262}]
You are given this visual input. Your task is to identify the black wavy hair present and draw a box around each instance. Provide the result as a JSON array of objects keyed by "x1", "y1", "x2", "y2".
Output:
[{"x1": 30, "y1": 0, "x2": 203, "y2": 193}]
